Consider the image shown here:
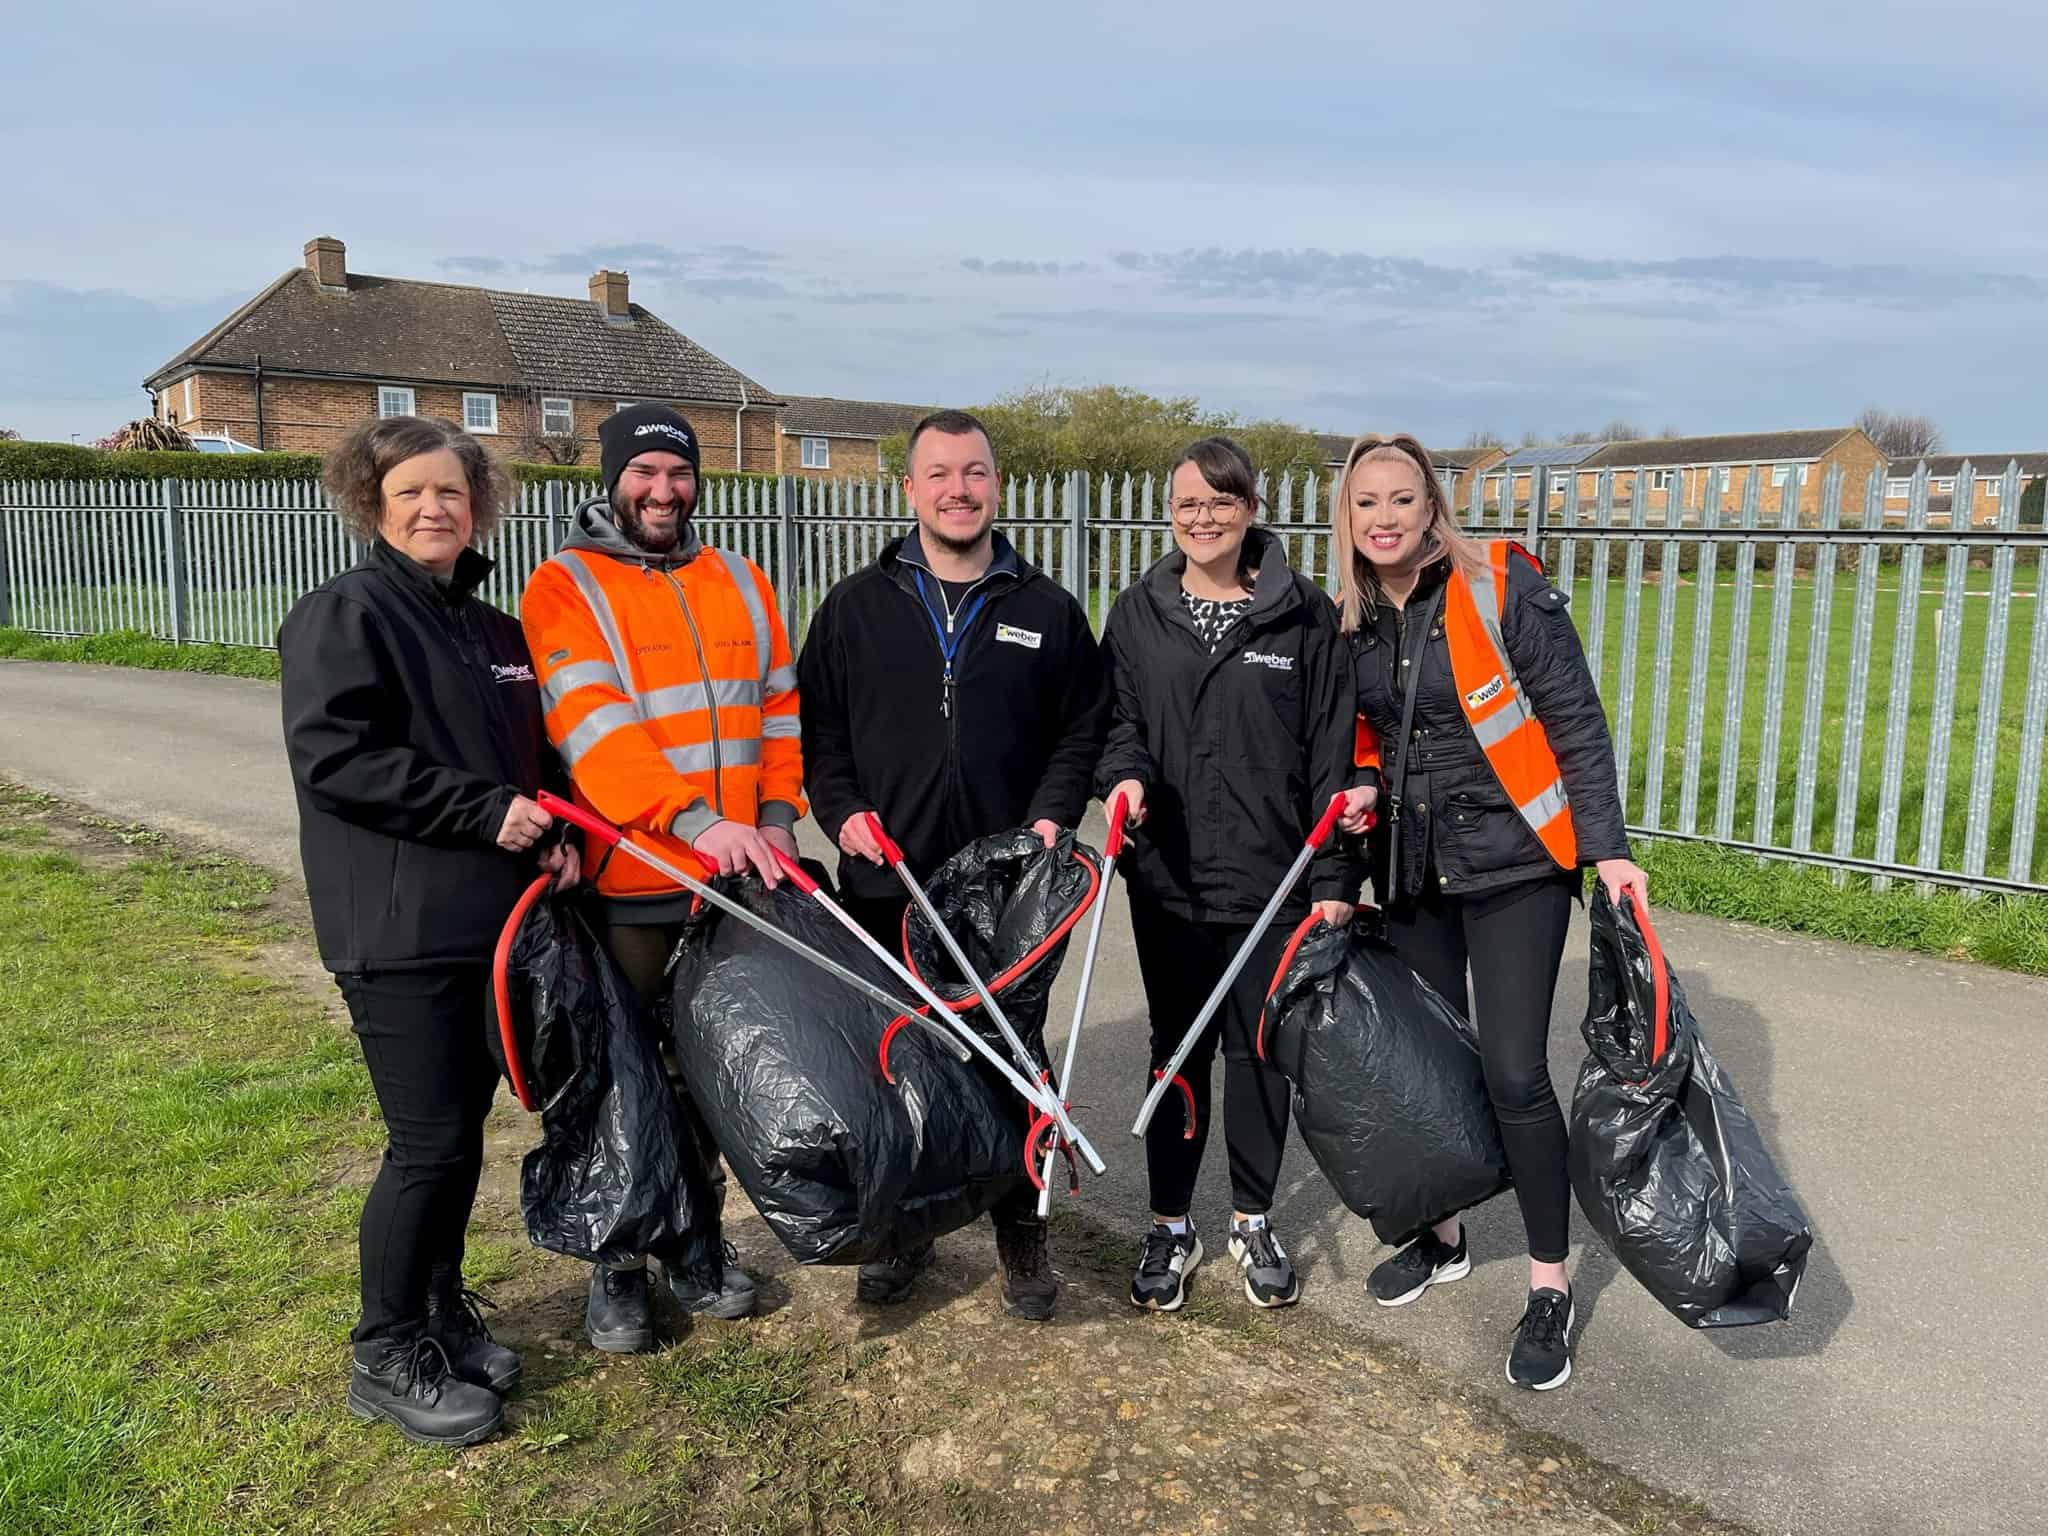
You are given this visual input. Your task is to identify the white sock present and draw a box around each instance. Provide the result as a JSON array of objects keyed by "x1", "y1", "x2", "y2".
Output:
[
  {"x1": 1158, "y1": 1217, "x2": 1189, "y2": 1236},
  {"x1": 1235, "y1": 1213, "x2": 1268, "y2": 1231}
]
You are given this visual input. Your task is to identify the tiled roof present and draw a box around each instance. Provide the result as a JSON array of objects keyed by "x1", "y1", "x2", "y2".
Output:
[
  {"x1": 146, "y1": 268, "x2": 777, "y2": 406},
  {"x1": 1885, "y1": 452, "x2": 2048, "y2": 479},
  {"x1": 1316, "y1": 432, "x2": 1492, "y2": 469},
  {"x1": 779, "y1": 395, "x2": 934, "y2": 439},
  {"x1": 1580, "y1": 429, "x2": 1854, "y2": 470}
]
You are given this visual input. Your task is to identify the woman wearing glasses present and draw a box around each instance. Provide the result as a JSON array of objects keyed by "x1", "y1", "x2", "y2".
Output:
[{"x1": 1098, "y1": 436, "x2": 1361, "y2": 1313}]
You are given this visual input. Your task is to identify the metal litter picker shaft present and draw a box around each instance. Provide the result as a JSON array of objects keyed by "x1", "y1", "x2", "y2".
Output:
[
  {"x1": 1129, "y1": 793, "x2": 1350, "y2": 1139},
  {"x1": 534, "y1": 792, "x2": 969, "y2": 1063}
]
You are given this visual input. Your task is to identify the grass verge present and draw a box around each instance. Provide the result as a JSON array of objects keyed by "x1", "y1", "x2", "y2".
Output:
[{"x1": 0, "y1": 626, "x2": 280, "y2": 678}]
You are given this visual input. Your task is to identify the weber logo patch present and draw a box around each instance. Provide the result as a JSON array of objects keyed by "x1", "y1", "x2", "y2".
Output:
[
  {"x1": 996, "y1": 623, "x2": 1042, "y2": 650},
  {"x1": 1243, "y1": 651, "x2": 1294, "y2": 672},
  {"x1": 1464, "y1": 674, "x2": 1505, "y2": 708},
  {"x1": 491, "y1": 663, "x2": 536, "y2": 685}
]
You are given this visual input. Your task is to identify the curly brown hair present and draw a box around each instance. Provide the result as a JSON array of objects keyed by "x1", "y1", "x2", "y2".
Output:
[{"x1": 322, "y1": 415, "x2": 514, "y2": 545}]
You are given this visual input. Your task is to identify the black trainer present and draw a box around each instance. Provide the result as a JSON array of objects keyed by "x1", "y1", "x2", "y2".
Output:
[
  {"x1": 1367, "y1": 1225, "x2": 1470, "y2": 1307},
  {"x1": 1507, "y1": 1287, "x2": 1575, "y2": 1391},
  {"x1": 1227, "y1": 1219, "x2": 1301, "y2": 1309},
  {"x1": 1129, "y1": 1220, "x2": 1202, "y2": 1312},
  {"x1": 994, "y1": 1212, "x2": 1059, "y2": 1321},
  {"x1": 426, "y1": 1281, "x2": 522, "y2": 1394},
  {"x1": 586, "y1": 1263, "x2": 656, "y2": 1354},
  {"x1": 856, "y1": 1241, "x2": 935, "y2": 1306},
  {"x1": 347, "y1": 1335, "x2": 502, "y2": 1448}
]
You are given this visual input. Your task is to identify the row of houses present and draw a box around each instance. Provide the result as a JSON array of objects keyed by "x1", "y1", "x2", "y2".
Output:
[{"x1": 145, "y1": 237, "x2": 2039, "y2": 522}]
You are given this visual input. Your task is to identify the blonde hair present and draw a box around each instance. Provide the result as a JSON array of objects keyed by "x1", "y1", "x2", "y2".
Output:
[{"x1": 1331, "y1": 434, "x2": 1489, "y2": 632}]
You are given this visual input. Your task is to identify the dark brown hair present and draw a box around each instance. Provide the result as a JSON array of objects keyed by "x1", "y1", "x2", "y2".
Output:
[
  {"x1": 905, "y1": 408, "x2": 996, "y2": 474},
  {"x1": 1169, "y1": 434, "x2": 1263, "y2": 511},
  {"x1": 322, "y1": 415, "x2": 513, "y2": 545}
]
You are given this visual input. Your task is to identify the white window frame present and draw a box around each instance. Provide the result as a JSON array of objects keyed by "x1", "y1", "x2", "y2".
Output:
[
  {"x1": 1983, "y1": 476, "x2": 2003, "y2": 499},
  {"x1": 462, "y1": 393, "x2": 498, "y2": 434},
  {"x1": 1648, "y1": 469, "x2": 1675, "y2": 491},
  {"x1": 615, "y1": 401, "x2": 634, "y2": 414},
  {"x1": 801, "y1": 436, "x2": 831, "y2": 470},
  {"x1": 378, "y1": 385, "x2": 416, "y2": 419},
  {"x1": 1886, "y1": 478, "x2": 1911, "y2": 498},
  {"x1": 1931, "y1": 477, "x2": 1956, "y2": 494},
  {"x1": 182, "y1": 378, "x2": 193, "y2": 418},
  {"x1": 540, "y1": 397, "x2": 574, "y2": 436}
]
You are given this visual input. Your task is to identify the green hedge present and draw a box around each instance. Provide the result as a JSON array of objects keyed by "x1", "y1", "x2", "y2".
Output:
[{"x1": 0, "y1": 440, "x2": 784, "y2": 496}]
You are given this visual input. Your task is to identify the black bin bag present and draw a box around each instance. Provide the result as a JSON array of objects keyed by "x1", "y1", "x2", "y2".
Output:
[
  {"x1": 902, "y1": 827, "x2": 1103, "y2": 1061},
  {"x1": 1258, "y1": 914, "x2": 1510, "y2": 1247},
  {"x1": 1569, "y1": 888, "x2": 1812, "y2": 1328},
  {"x1": 490, "y1": 879, "x2": 714, "y2": 1270},
  {"x1": 667, "y1": 877, "x2": 1036, "y2": 1267}
]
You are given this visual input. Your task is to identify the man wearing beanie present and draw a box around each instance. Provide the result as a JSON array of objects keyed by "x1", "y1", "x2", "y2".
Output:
[{"x1": 520, "y1": 404, "x2": 805, "y2": 1351}]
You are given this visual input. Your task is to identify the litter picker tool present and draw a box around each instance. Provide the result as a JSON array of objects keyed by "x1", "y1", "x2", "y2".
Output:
[
  {"x1": 1130, "y1": 792, "x2": 1351, "y2": 1139},
  {"x1": 535, "y1": 792, "x2": 970, "y2": 1063},
  {"x1": 762, "y1": 845, "x2": 1108, "y2": 1173},
  {"x1": 1027, "y1": 793, "x2": 1128, "y2": 1213},
  {"x1": 862, "y1": 813, "x2": 1107, "y2": 1179}
]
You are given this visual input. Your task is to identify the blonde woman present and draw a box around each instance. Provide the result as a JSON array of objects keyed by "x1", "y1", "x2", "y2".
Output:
[{"x1": 1333, "y1": 435, "x2": 1645, "y2": 1390}]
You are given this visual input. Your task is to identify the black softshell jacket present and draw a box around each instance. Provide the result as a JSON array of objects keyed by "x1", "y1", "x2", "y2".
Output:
[
  {"x1": 280, "y1": 541, "x2": 557, "y2": 973},
  {"x1": 1094, "y1": 528, "x2": 1363, "y2": 922},
  {"x1": 797, "y1": 530, "x2": 1110, "y2": 902},
  {"x1": 1352, "y1": 549, "x2": 1630, "y2": 902}
]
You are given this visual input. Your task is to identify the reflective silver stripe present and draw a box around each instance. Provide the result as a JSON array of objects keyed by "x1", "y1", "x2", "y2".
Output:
[
  {"x1": 559, "y1": 700, "x2": 640, "y2": 767},
  {"x1": 550, "y1": 552, "x2": 641, "y2": 719},
  {"x1": 714, "y1": 547, "x2": 773, "y2": 687},
  {"x1": 1468, "y1": 545, "x2": 1507, "y2": 635},
  {"x1": 1469, "y1": 692, "x2": 1533, "y2": 750},
  {"x1": 540, "y1": 659, "x2": 624, "y2": 713},
  {"x1": 664, "y1": 738, "x2": 762, "y2": 775},
  {"x1": 764, "y1": 663, "x2": 799, "y2": 696},
  {"x1": 640, "y1": 678, "x2": 761, "y2": 717},
  {"x1": 761, "y1": 713, "x2": 801, "y2": 739},
  {"x1": 1519, "y1": 782, "x2": 1572, "y2": 826}
]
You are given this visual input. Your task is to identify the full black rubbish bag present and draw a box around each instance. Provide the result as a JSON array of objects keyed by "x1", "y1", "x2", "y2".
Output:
[
  {"x1": 490, "y1": 882, "x2": 715, "y2": 1270},
  {"x1": 902, "y1": 827, "x2": 1104, "y2": 1059},
  {"x1": 1259, "y1": 914, "x2": 1510, "y2": 1247},
  {"x1": 667, "y1": 877, "x2": 1038, "y2": 1266},
  {"x1": 1569, "y1": 888, "x2": 1812, "y2": 1328}
]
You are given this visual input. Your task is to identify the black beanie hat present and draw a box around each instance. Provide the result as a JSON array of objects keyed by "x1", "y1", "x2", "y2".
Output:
[{"x1": 600, "y1": 404, "x2": 701, "y2": 496}]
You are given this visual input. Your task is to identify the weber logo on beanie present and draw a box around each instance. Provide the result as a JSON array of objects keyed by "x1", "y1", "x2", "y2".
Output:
[{"x1": 601, "y1": 404, "x2": 701, "y2": 494}]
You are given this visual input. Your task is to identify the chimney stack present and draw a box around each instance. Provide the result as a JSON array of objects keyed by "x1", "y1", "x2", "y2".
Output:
[
  {"x1": 305, "y1": 236, "x2": 348, "y2": 291},
  {"x1": 589, "y1": 268, "x2": 631, "y2": 321}
]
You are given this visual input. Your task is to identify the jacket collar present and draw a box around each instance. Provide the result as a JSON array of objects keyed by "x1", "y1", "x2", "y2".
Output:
[
  {"x1": 1140, "y1": 525, "x2": 1299, "y2": 621},
  {"x1": 563, "y1": 494, "x2": 704, "y2": 569},
  {"x1": 371, "y1": 538, "x2": 494, "y2": 603},
  {"x1": 883, "y1": 527, "x2": 1025, "y2": 592}
]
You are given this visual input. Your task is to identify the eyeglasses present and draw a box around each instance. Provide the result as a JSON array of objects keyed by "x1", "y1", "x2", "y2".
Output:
[{"x1": 1170, "y1": 496, "x2": 1244, "y2": 524}]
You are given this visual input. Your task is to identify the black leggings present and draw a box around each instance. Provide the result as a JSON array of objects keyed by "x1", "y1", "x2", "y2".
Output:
[
  {"x1": 1129, "y1": 894, "x2": 1294, "y2": 1220},
  {"x1": 339, "y1": 966, "x2": 499, "y2": 1345},
  {"x1": 1380, "y1": 874, "x2": 1575, "y2": 1263}
]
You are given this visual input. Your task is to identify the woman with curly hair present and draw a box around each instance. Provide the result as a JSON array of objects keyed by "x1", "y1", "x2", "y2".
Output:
[{"x1": 280, "y1": 416, "x2": 575, "y2": 1447}]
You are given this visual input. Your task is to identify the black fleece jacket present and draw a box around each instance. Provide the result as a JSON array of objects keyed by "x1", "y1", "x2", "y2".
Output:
[
  {"x1": 280, "y1": 541, "x2": 559, "y2": 973},
  {"x1": 797, "y1": 529, "x2": 1109, "y2": 902},
  {"x1": 1095, "y1": 528, "x2": 1363, "y2": 923}
]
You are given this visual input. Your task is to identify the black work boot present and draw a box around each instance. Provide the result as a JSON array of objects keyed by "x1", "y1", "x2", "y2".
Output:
[
  {"x1": 665, "y1": 1240, "x2": 758, "y2": 1321},
  {"x1": 347, "y1": 1335, "x2": 502, "y2": 1448},
  {"x1": 994, "y1": 1211, "x2": 1059, "y2": 1322},
  {"x1": 856, "y1": 1241, "x2": 936, "y2": 1306},
  {"x1": 586, "y1": 1263, "x2": 657, "y2": 1354},
  {"x1": 426, "y1": 1270, "x2": 522, "y2": 1394}
]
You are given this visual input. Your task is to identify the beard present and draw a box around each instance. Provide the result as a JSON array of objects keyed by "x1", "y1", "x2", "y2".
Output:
[
  {"x1": 923, "y1": 499, "x2": 992, "y2": 557},
  {"x1": 611, "y1": 486, "x2": 691, "y2": 553}
]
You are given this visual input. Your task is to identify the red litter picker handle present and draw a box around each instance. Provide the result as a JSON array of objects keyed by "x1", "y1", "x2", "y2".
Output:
[
  {"x1": 1306, "y1": 790, "x2": 1347, "y2": 849},
  {"x1": 538, "y1": 789, "x2": 619, "y2": 848},
  {"x1": 861, "y1": 812, "x2": 905, "y2": 866},
  {"x1": 1104, "y1": 790, "x2": 1129, "y2": 861}
]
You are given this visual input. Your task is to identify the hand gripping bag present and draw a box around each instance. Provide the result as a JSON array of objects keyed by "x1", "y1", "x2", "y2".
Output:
[
  {"x1": 490, "y1": 877, "x2": 716, "y2": 1271},
  {"x1": 1569, "y1": 888, "x2": 1812, "y2": 1328},
  {"x1": 667, "y1": 876, "x2": 1035, "y2": 1266},
  {"x1": 1258, "y1": 914, "x2": 1510, "y2": 1246}
]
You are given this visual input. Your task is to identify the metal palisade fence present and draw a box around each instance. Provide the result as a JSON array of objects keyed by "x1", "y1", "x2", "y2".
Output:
[{"x1": 2, "y1": 463, "x2": 2044, "y2": 896}]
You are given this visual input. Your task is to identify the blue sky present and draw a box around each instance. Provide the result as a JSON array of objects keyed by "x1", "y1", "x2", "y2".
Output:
[{"x1": 4, "y1": 0, "x2": 2044, "y2": 449}]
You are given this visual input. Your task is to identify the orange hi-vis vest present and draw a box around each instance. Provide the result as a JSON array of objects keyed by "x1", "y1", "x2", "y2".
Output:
[
  {"x1": 520, "y1": 521, "x2": 804, "y2": 900},
  {"x1": 1444, "y1": 541, "x2": 1576, "y2": 868}
]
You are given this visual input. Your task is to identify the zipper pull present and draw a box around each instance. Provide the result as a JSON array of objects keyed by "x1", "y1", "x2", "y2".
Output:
[{"x1": 942, "y1": 664, "x2": 954, "y2": 719}]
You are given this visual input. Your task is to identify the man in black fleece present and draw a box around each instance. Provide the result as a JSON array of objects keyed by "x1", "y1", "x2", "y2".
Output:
[{"x1": 797, "y1": 409, "x2": 1109, "y2": 1319}]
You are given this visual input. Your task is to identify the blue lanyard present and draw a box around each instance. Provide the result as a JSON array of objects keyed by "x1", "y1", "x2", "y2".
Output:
[{"x1": 915, "y1": 570, "x2": 990, "y2": 718}]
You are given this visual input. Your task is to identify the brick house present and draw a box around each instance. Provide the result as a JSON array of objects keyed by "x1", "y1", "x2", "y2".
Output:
[
  {"x1": 776, "y1": 395, "x2": 933, "y2": 478},
  {"x1": 1576, "y1": 428, "x2": 1886, "y2": 519},
  {"x1": 143, "y1": 237, "x2": 781, "y2": 469},
  {"x1": 1881, "y1": 453, "x2": 2047, "y2": 525},
  {"x1": 1315, "y1": 434, "x2": 1506, "y2": 506}
]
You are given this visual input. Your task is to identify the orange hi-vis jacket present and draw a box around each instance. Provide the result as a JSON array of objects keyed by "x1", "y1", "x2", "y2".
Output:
[
  {"x1": 519, "y1": 500, "x2": 804, "y2": 901},
  {"x1": 1352, "y1": 540, "x2": 1576, "y2": 870}
]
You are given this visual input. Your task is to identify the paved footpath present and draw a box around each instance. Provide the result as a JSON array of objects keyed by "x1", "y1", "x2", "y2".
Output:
[{"x1": 7, "y1": 658, "x2": 2045, "y2": 1536}]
